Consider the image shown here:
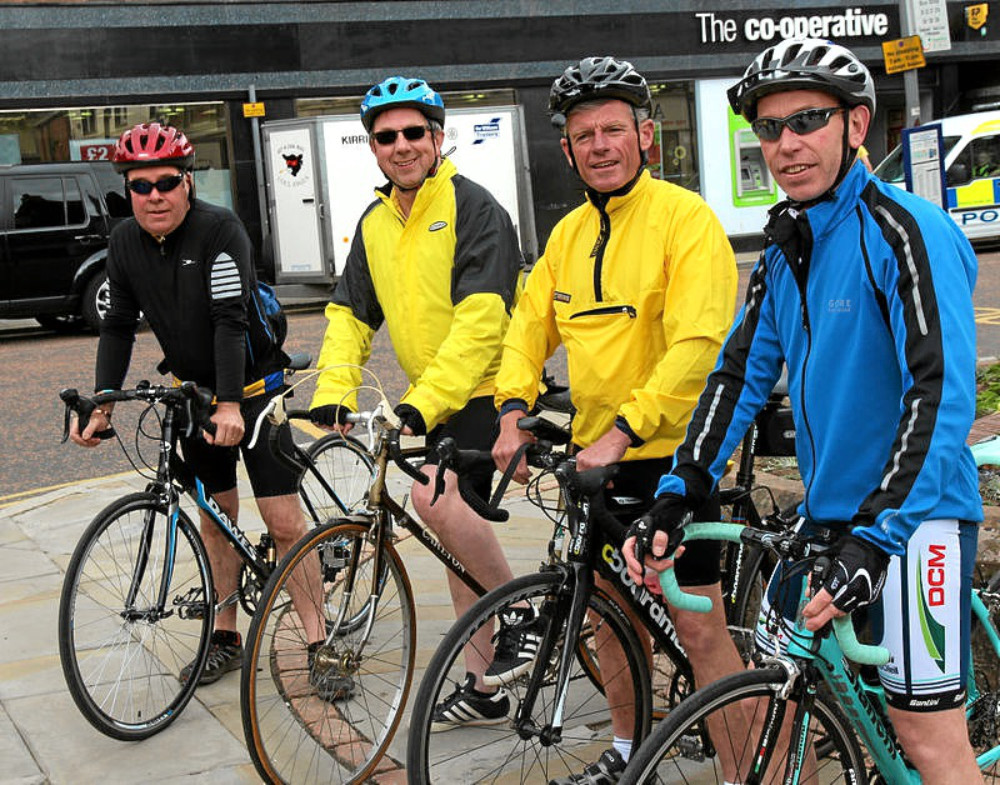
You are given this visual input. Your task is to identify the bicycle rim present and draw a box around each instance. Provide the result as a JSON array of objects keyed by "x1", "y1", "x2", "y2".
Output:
[
  {"x1": 58, "y1": 492, "x2": 214, "y2": 740},
  {"x1": 242, "y1": 521, "x2": 415, "y2": 784},
  {"x1": 301, "y1": 434, "x2": 375, "y2": 523},
  {"x1": 407, "y1": 571, "x2": 652, "y2": 784},
  {"x1": 621, "y1": 666, "x2": 865, "y2": 784}
]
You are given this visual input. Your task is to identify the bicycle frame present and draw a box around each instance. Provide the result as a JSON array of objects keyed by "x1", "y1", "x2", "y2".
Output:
[{"x1": 667, "y1": 521, "x2": 1000, "y2": 783}]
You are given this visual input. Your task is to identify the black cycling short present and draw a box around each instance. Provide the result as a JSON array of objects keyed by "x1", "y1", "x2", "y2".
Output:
[
  {"x1": 603, "y1": 455, "x2": 721, "y2": 588},
  {"x1": 179, "y1": 386, "x2": 301, "y2": 499},
  {"x1": 424, "y1": 395, "x2": 497, "y2": 503}
]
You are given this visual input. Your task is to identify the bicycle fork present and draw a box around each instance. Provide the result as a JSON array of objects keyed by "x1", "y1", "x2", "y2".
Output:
[{"x1": 515, "y1": 563, "x2": 594, "y2": 744}]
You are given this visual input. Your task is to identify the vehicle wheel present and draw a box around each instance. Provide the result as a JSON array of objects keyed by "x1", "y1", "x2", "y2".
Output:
[
  {"x1": 80, "y1": 271, "x2": 109, "y2": 332},
  {"x1": 300, "y1": 433, "x2": 375, "y2": 524},
  {"x1": 242, "y1": 520, "x2": 416, "y2": 784},
  {"x1": 36, "y1": 313, "x2": 86, "y2": 332},
  {"x1": 620, "y1": 666, "x2": 865, "y2": 784},
  {"x1": 58, "y1": 492, "x2": 214, "y2": 740},
  {"x1": 406, "y1": 570, "x2": 652, "y2": 784}
]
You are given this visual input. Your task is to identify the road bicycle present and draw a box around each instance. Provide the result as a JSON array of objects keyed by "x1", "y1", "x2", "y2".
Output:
[
  {"x1": 55, "y1": 356, "x2": 374, "y2": 740},
  {"x1": 238, "y1": 377, "x2": 517, "y2": 785},
  {"x1": 405, "y1": 395, "x2": 795, "y2": 784},
  {"x1": 620, "y1": 434, "x2": 1000, "y2": 784}
]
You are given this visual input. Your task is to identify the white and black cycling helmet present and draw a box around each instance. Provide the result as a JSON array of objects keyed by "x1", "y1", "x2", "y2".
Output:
[
  {"x1": 728, "y1": 38, "x2": 876, "y2": 122},
  {"x1": 549, "y1": 56, "x2": 652, "y2": 129}
]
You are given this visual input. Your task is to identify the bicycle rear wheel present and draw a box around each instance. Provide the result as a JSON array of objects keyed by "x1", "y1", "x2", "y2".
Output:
[
  {"x1": 406, "y1": 570, "x2": 653, "y2": 784},
  {"x1": 620, "y1": 666, "x2": 865, "y2": 784},
  {"x1": 242, "y1": 520, "x2": 415, "y2": 784},
  {"x1": 300, "y1": 434, "x2": 375, "y2": 524},
  {"x1": 58, "y1": 492, "x2": 214, "y2": 740}
]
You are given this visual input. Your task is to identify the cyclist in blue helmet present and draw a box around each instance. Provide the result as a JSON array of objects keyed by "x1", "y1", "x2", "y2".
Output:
[
  {"x1": 359, "y1": 76, "x2": 447, "y2": 194},
  {"x1": 311, "y1": 76, "x2": 530, "y2": 730}
]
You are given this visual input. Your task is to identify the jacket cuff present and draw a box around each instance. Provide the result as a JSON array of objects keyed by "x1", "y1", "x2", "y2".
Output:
[
  {"x1": 614, "y1": 415, "x2": 645, "y2": 448},
  {"x1": 499, "y1": 398, "x2": 530, "y2": 419}
]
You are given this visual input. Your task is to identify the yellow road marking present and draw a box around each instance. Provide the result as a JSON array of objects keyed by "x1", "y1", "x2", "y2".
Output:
[{"x1": 976, "y1": 307, "x2": 1000, "y2": 325}]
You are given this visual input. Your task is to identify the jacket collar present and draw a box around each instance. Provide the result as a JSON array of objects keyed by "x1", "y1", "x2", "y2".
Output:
[
  {"x1": 789, "y1": 161, "x2": 870, "y2": 241},
  {"x1": 585, "y1": 169, "x2": 651, "y2": 213},
  {"x1": 377, "y1": 157, "x2": 457, "y2": 222}
]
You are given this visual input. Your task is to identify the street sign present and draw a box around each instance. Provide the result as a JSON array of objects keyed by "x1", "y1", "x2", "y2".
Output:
[
  {"x1": 907, "y1": 0, "x2": 952, "y2": 52},
  {"x1": 882, "y1": 35, "x2": 926, "y2": 74},
  {"x1": 902, "y1": 124, "x2": 947, "y2": 209},
  {"x1": 243, "y1": 101, "x2": 266, "y2": 118}
]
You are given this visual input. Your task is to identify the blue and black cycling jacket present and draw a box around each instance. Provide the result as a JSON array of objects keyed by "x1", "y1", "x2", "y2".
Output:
[{"x1": 658, "y1": 162, "x2": 983, "y2": 556}]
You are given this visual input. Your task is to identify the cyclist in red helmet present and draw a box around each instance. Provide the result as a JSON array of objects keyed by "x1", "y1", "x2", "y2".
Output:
[{"x1": 71, "y1": 122, "x2": 327, "y2": 691}]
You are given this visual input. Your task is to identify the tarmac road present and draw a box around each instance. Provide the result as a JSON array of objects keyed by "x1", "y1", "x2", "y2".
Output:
[{"x1": 3, "y1": 246, "x2": 1000, "y2": 501}]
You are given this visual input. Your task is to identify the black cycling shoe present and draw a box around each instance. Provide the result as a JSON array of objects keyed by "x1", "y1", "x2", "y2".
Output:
[
  {"x1": 430, "y1": 673, "x2": 509, "y2": 733},
  {"x1": 180, "y1": 632, "x2": 242, "y2": 686},
  {"x1": 549, "y1": 748, "x2": 627, "y2": 785},
  {"x1": 482, "y1": 604, "x2": 542, "y2": 687}
]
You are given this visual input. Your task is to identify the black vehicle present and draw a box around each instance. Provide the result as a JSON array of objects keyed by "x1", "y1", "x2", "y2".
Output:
[{"x1": 0, "y1": 161, "x2": 131, "y2": 332}]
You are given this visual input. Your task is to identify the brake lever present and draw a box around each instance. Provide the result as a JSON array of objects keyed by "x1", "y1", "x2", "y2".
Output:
[{"x1": 247, "y1": 397, "x2": 280, "y2": 450}]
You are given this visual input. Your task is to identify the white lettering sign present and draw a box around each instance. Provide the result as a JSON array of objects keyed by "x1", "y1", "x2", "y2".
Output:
[{"x1": 696, "y1": 9, "x2": 890, "y2": 44}]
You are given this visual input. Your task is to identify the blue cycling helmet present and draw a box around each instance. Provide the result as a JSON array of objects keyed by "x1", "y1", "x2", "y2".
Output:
[{"x1": 360, "y1": 77, "x2": 446, "y2": 132}]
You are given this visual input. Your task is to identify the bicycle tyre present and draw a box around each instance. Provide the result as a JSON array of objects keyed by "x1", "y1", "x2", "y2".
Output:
[
  {"x1": 58, "y1": 492, "x2": 214, "y2": 740},
  {"x1": 406, "y1": 570, "x2": 653, "y2": 784},
  {"x1": 242, "y1": 519, "x2": 416, "y2": 784},
  {"x1": 721, "y1": 541, "x2": 774, "y2": 662},
  {"x1": 300, "y1": 433, "x2": 375, "y2": 525},
  {"x1": 620, "y1": 666, "x2": 866, "y2": 784},
  {"x1": 970, "y1": 568, "x2": 1000, "y2": 780}
]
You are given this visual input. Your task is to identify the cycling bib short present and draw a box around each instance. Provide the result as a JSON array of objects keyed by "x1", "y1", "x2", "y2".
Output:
[{"x1": 756, "y1": 517, "x2": 977, "y2": 711}]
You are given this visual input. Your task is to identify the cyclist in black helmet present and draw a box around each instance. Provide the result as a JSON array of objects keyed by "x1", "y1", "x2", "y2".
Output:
[
  {"x1": 493, "y1": 56, "x2": 744, "y2": 785},
  {"x1": 627, "y1": 38, "x2": 984, "y2": 785}
]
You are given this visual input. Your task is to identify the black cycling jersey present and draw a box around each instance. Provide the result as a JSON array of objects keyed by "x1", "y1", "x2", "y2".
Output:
[{"x1": 96, "y1": 199, "x2": 285, "y2": 402}]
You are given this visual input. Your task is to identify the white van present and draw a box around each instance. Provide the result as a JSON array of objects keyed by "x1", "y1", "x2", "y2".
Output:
[{"x1": 874, "y1": 110, "x2": 1000, "y2": 242}]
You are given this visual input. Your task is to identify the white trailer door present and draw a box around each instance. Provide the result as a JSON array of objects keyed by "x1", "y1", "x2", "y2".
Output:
[{"x1": 263, "y1": 123, "x2": 328, "y2": 282}]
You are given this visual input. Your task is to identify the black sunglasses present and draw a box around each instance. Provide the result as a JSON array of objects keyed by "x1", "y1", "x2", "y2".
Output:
[
  {"x1": 750, "y1": 107, "x2": 845, "y2": 142},
  {"x1": 372, "y1": 125, "x2": 432, "y2": 146},
  {"x1": 125, "y1": 173, "x2": 187, "y2": 195}
]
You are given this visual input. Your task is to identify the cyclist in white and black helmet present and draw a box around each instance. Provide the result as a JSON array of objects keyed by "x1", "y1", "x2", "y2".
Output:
[
  {"x1": 493, "y1": 56, "x2": 744, "y2": 784},
  {"x1": 626, "y1": 38, "x2": 984, "y2": 785}
]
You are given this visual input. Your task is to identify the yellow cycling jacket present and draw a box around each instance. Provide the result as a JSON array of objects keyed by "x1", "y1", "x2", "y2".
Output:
[
  {"x1": 312, "y1": 158, "x2": 522, "y2": 430},
  {"x1": 496, "y1": 170, "x2": 736, "y2": 459}
]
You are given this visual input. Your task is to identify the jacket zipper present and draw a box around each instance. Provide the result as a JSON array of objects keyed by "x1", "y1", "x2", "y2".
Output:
[
  {"x1": 592, "y1": 204, "x2": 611, "y2": 301},
  {"x1": 570, "y1": 305, "x2": 637, "y2": 319}
]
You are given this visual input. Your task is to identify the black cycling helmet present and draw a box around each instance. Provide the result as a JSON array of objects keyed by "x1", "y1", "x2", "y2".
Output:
[
  {"x1": 549, "y1": 56, "x2": 652, "y2": 129},
  {"x1": 728, "y1": 38, "x2": 876, "y2": 122}
]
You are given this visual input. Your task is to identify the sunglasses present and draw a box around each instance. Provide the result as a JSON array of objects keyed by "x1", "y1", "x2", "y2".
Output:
[
  {"x1": 751, "y1": 107, "x2": 845, "y2": 142},
  {"x1": 125, "y1": 173, "x2": 187, "y2": 195},
  {"x1": 371, "y1": 125, "x2": 432, "y2": 146}
]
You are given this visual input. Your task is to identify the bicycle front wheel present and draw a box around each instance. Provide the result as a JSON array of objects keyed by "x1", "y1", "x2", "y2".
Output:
[
  {"x1": 58, "y1": 492, "x2": 214, "y2": 740},
  {"x1": 970, "y1": 568, "x2": 1000, "y2": 780},
  {"x1": 407, "y1": 570, "x2": 653, "y2": 784},
  {"x1": 242, "y1": 520, "x2": 416, "y2": 784},
  {"x1": 621, "y1": 666, "x2": 865, "y2": 784},
  {"x1": 300, "y1": 433, "x2": 375, "y2": 524}
]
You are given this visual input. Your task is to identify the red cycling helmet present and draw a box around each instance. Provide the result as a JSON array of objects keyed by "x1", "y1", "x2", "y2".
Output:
[{"x1": 113, "y1": 123, "x2": 195, "y2": 173}]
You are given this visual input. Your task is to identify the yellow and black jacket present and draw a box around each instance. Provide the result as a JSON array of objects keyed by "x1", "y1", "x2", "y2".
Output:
[
  {"x1": 495, "y1": 170, "x2": 736, "y2": 460},
  {"x1": 312, "y1": 158, "x2": 522, "y2": 430}
]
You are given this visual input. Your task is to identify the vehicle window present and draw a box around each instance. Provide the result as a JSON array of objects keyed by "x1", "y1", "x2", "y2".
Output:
[
  {"x1": 65, "y1": 178, "x2": 85, "y2": 224},
  {"x1": 970, "y1": 134, "x2": 1000, "y2": 180},
  {"x1": 11, "y1": 176, "x2": 67, "y2": 229},
  {"x1": 90, "y1": 163, "x2": 132, "y2": 218},
  {"x1": 875, "y1": 134, "x2": 962, "y2": 185}
]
